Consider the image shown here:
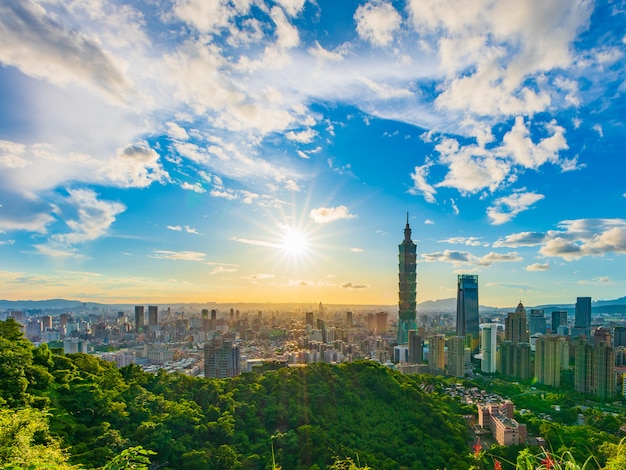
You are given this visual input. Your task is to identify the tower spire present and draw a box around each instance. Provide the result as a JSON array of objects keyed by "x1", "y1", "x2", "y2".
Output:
[{"x1": 404, "y1": 212, "x2": 412, "y2": 242}]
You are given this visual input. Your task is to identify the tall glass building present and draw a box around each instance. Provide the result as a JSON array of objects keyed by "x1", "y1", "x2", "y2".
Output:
[
  {"x1": 397, "y1": 214, "x2": 417, "y2": 344},
  {"x1": 456, "y1": 274, "x2": 479, "y2": 352},
  {"x1": 575, "y1": 296, "x2": 592, "y2": 337}
]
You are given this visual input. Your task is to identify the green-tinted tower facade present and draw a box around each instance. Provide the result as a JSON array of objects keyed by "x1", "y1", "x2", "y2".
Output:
[{"x1": 397, "y1": 214, "x2": 417, "y2": 344}]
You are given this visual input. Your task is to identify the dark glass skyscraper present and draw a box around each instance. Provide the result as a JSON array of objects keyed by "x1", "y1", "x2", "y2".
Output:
[
  {"x1": 575, "y1": 297, "x2": 592, "y2": 336},
  {"x1": 456, "y1": 274, "x2": 479, "y2": 352},
  {"x1": 397, "y1": 214, "x2": 417, "y2": 344}
]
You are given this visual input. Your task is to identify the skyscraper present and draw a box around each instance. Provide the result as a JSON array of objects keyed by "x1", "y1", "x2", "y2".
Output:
[
  {"x1": 456, "y1": 274, "x2": 479, "y2": 352},
  {"x1": 575, "y1": 296, "x2": 592, "y2": 336},
  {"x1": 408, "y1": 330, "x2": 423, "y2": 364},
  {"x1": 134, "y1": 306, "x2": 144, "y2": 333},
  {"x1": 528, "y1": 309, "x2": 546, "y2": 336},
  {"x1": 500, "y1": 302, "x2": 531, "y2": 379},
  {"x1": 148, "y1": 306, "x2": 158, "y2": 328},
  {"x1": 397, "y1": 213, "x2": 417, "y2": 344},
  {"x1": 551, "y1": 310, "x2": 567, "y2": 333},
  {"x1": 535, "y1": 335, "x2": 569, "y2": 387}
]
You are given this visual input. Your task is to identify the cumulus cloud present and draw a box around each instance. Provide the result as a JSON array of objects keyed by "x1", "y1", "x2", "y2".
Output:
[
  {"x1": 526, "y1": 263, "x2": 550, "y2": 271},
  {"x1": 421, "y1": 249, "x2": 522, "y2": 267},
  {"x1": 150, "y1": 250, "x2": 207, "y2": 261},
  {"x1": 181, "y1": 182, "x2": 206, "y2": 193},
  {"x1": 440, "y1": 237, "x2": 487, "y2": 247},
  {"x1": 355, "y1": 1, "x2": 401, "y2": 47},
  {"x1": 496, "y1": 219, "x2": 626, "y2": 261},
  {"x1": 310, "y1": 205, "x2": 357, "y2": 223},
  {"x1": 166, "y1": 122, "x2": 189, "y2": 140},
  {"x1": 493, "y1": 231, "x2": 546, "y2": 248},
  {"x1": 285, "y1": 128, "x2": 318, "y2": 143},
  {"x1": 487, "y1": 191, "x2": 544, "y2": 225}
]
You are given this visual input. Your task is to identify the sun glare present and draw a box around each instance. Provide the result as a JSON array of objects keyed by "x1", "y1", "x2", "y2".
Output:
[{"x1": 281, "y1": 229, "x2": 308, "y2": 255}]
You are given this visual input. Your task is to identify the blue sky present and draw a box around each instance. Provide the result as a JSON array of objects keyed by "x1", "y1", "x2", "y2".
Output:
[{"x1": 0, "y1": 0, "x2": 625, "y2": 307}]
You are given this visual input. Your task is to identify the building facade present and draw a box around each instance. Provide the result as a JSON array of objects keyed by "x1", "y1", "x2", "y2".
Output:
[
  {"x1": 447, "y1": 336, "x2": 465, "y2": 378},
  {"x1": 456, "y1": 274, "x2": 479, "y2": 352},
  {"x1": 204, "y1": 339, "x2": 241, "y2": 378},
  {"x1": 397, "y1": 214, "x2": 417, "y2": 344},
  {"x1": 481, "y1": 324, "x2": 498, "y2": 373}
]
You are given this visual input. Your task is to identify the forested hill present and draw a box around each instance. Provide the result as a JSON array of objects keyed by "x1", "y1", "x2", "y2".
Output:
[{"x1": 0, "y1": 318, "x2": 472, "y2": 469}]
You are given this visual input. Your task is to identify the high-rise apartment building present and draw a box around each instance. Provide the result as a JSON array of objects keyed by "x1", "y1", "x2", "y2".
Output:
[
  {"x1": 397, "y1": 214, "x2": 417, "y2": 344},
  {"x1": 408, "y1": 330, "x2": 423, "y2": 364},
  {"x1": 305, "y1": 311, "x2": 314, "y2": 326},
  {"x1": 535, "y1": 335, "x2": 569, "y2": 387},
  {"x1": 375, "y1": 312, "x2": 388, "y2": 335},
  {"x1": 505, "y1": 303, "x2": 529, "y2": 343},
  {"x1": 134, "y1": 306, "x2": 144, "y2": 333},
  {"x1": 428, "y1": 334, "x2": 445, "y2": 375},
  {"x1": 574, "y1": 336, "x2": 616, "y2": 400},
  {"x1": 456, "y1": 274, "x2": 479, "y2": 352},
  {"x1": 204, "y1": 339, "x2": 241, "y2": 378},
  {"x1": 447, "y1": 336, "x2": 465, "y2": 378},
  {"x1": 500, "y1": 303, "x2": 531, "y2": 379},
  {"x1": 551, "y1": 310, "x2": 567, "y2": 333},
  {"x1": 481, "y1": 324, "x2": 498, "y2": 373},
  {"x1": 614, "y1": 326, "x2": 626, "y2": 347},
  {"x1": 575, "y1": 297, "x2": 592, "y2": 337}
]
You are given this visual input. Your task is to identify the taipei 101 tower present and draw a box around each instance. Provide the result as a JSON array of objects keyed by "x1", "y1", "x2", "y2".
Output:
[{"x1": 397, "y1": 213, "x2": 417, "y2": 344}]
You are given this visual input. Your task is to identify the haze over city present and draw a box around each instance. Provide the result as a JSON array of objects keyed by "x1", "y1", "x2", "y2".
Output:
[{"x1": 0, "y1": 0, "x2": 625, "y2": 307}]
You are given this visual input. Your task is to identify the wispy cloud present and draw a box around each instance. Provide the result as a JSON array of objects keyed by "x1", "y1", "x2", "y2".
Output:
[
  {"x1": 231, "y1": 237, "x2": 279, "y2": 248},
  {"x1": 341, "y1": 282, "x2": 369, "y2": 289},
  {"x1": 150, "y1": 250, "x2": 206, "y2": 261},
  {"x1": 422, "y1": 249, "x2": 522, "y2": 267},
  {"x1": 487, "y1": 191, "x2": 545, "y2": 225}
]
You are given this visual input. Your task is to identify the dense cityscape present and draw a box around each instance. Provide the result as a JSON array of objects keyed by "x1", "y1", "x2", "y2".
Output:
[{"x1": 3, "y1": 219, "x2": 625, "y2": 460}]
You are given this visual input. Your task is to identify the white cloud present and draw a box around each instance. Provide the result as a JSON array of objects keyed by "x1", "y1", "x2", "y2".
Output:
[
  {"x1": 487, "y1": 191, "x2": 544, "y2": 225},
  {"x1": 493, "y1": 231, "x2": 545, "y2": 248},
  {"x1": 285, "y1": 128, "x2": 318, "y2": 143},
  {"x1": 287, "y1": 279, "x2": 315, "y2": 287},
  {"x1": 424, "y1": 219, "x2": 434, "y2": 225},
  {"x1": 593, "y1": 124, "x2": 603, "y2": 137},
  {"x1": 308, "y1": 41, "x2": 346, "y2": 62},
  {"x1": 284, "y1": 179, "x2": 300, "y2": 192},
  {"x1": 167, "y1": 225, "x2": 182, "y2": 231},
  {"x1": 210, "y1": 266, "x2": 237, "y2": 275},
  {"x1": 440, "y1": 237, "x2": 486, "y2": 247},
  {"x1": 0, "y1": 0, "x2": 133, "y2": 103},
  {"x1": 231, "y1": 237, "x2": 279, "y2": 248},
  {"x1": 166, "y1": 122, "x2": 190, "y2": 140},
  {"x1": 354, "y1": 1, "x2": 401, "y2": 47},
  {"x1": 310, "y1": 205, "x2": 357, "y2": 223},
  {"x1": 526, "y1": 263, "x2": 550, "y2": 271},
  {"x1": 184, "y1": 226, "x2": 200, "y2": 235},
  {"x1": 408, "y1": 162, "x2": 437, "y2": 203},
  {"x1": 150, "y1": 250, "x2": 207, "y2": 261},
  {"x1": 247, "y1": 273, "x2": 275, "y2": 280},
  {"x1": 181, "y1": 182, "x2": 206, "y2": 193},
  {"x1": 341, "y1": 282, "x2": 369, "y2": 289},
  {"x1": 350, "y1": 247, "x2": 364, "y2": 252},
  {"x1": 274, "y1": 0, "x2": 306, "y2": 17},
  {"x1": 296, "y1": 150, "x2": 310, "y2": 159},
  {"x1": 421, "y1": 249, "x2": 522, "y2": 267},
  {"x1": 51, "y1": 188, "x2": 125, "y2": 246}
]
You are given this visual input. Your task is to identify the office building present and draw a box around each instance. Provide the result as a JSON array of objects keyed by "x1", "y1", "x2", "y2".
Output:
[
  {"x1": 456, "y1": 274, "x2": 479, "y2": 352},
  {"x1": 375, "y1": 312, "x2": 388, "y2": 335},
  {"x1": 346, "y1": 311, "x2": 353, "y2": 327},
  {"x1": 408, "y1": 330, "x2": 423, "y2": 364},
  {"x1": 148, "y1": 306, "x2": 158, "y2": 328},
  {"x1": 397, "y1": 214, "x2": 417, "y2": 344},
  {"x1": 574, "y1": 297, "x2": 592, "y2": 337},
  {"x1": 481, "y1": 324, "x2": 498, "y2": 373},
  {"x1": 204, "y1": 339, "x2": 241, "y2": 378},
  {"x1": 551, "y1": 311, "x2": 567, "y2": 333},
  {"x1": 528, "y1": 309, "x2": 546, "y2": 336},
  {"x1": 614, "y1": 326, "x2": 626, "y2": 347},
  {"x1": 134, "y1": 306, "x2": 144, "y2": 333},
  {"x1": 428, "y1": 334, "x2": 445, "y2": 375},
  {"x1": 505, "y1": 303, "x2": 529, "y2": 343},
  {"x1": 305, "y1": 311, "x2": 314, "y2": 326},
  {"x1": 447, "y1": 336, "x2": 465, "y2": 378}
]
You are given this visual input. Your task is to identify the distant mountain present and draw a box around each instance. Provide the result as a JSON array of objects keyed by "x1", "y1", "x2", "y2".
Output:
[{"x1": 0, "y1": 299, "x2": 105, "y2": 310}]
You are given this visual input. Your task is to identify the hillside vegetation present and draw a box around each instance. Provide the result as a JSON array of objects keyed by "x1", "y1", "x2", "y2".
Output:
[{"x1": 0, "y1": 319, "x2": 471, "y2": 469}]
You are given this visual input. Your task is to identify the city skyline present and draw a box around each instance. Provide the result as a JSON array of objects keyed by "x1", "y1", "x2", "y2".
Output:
[{"x1": 0, "y1": 1, "x2": 625, "y2": 307}]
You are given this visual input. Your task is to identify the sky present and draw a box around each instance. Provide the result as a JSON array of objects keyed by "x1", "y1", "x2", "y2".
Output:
[{"x1": 0, "y1": 0, "x2": 625, "y2": 308}]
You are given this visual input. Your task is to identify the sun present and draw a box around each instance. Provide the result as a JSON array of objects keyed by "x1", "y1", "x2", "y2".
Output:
[{"x1": 281, "y1": 229, "x2": 308, "y2": 255}]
